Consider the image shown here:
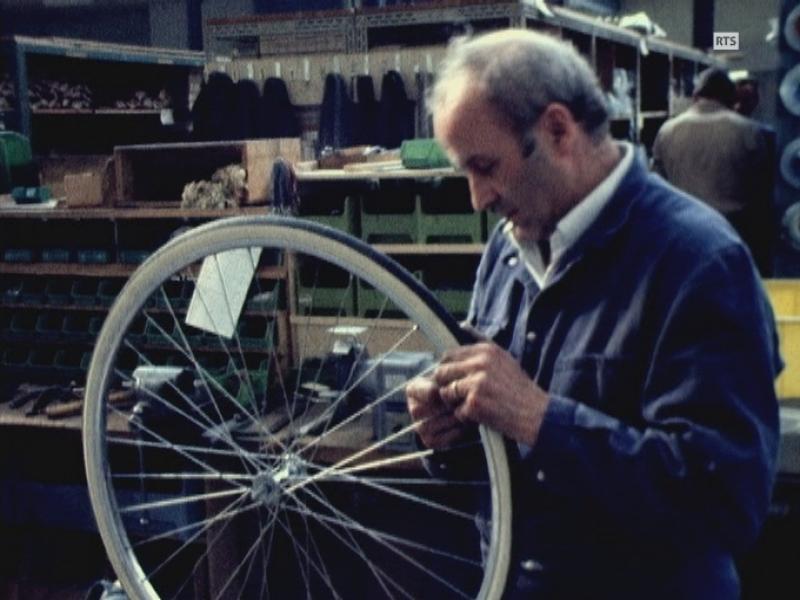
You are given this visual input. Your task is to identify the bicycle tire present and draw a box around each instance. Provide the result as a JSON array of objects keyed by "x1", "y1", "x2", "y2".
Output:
[{"x1": 83, "y1": 215, "x2": 511, "y2": 600}]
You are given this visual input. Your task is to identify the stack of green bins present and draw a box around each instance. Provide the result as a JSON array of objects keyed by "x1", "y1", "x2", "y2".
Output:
[
  {"x1": 422, "y1": 255, "x2": 480, "y2": 321},
  {"x1": 358, "y1": 256, "x2": 422, "y2": 319},
  {"x1": 236, "y1": 315, "x2": 277, "y2": 350},
  {"x1": 360, "y1": 180, "x2": 419, "y2": 244},
  {"x1": 298, "y1": 181, "x2": 359, "y2": 235},
  {"x1": 296, "y1": 255, "x2": 357, "y2": 316},
  {"x1": 418, "y1": 178, "x2": 482, "y2": 244},
  {"x1": 236, "y1": 359, "x2": 270, "y2": 410}
]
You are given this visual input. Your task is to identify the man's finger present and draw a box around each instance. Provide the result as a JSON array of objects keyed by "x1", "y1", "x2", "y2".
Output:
[
  {"x1": 405, "y1": 376, "x2": 439, "y2": 402},
  {"x1": 433, "y1": 362, "x2": 472, "y2": 387}
]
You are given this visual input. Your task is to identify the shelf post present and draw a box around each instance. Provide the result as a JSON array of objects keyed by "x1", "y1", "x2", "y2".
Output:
[{"x1": 8, "y1": 39, "x2": 31, "y2": 138}]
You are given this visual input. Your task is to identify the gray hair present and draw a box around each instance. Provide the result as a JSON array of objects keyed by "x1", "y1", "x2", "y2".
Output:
[{"x1": 428, "y1": 29, "x2": 609, "y2": 142}]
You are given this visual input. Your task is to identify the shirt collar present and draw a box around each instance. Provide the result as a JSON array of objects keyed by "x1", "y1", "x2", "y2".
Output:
[{"x1": 506, "y1": 141, "x2": 635, "y2": 288}]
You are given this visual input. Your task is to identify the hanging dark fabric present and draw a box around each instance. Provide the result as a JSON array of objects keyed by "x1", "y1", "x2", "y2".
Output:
[
  {"x1": 233, "y1": 79, "x2": 262, "y2": 140},
  {"x1": 318, "y1": 73, "x2": 354, "y2": 152},
  {"x1": 377, "y1": 70, "x2": 415, "y2": 149},
  {"x1": 261, "y1": 77, "x2": 300, "y2": 139},
  {"x1": 191, "y1": 71, "x2": 237, "y2": 141},
  {"x1": 352, "y1": 74, "x2": 379, "y2": 146}
]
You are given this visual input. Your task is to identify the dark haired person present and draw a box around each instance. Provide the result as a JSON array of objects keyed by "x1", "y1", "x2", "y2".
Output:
[
  {"x1": 653, "y1": 68, "x2": 775, "y2": 275},
  {"x1": 406, "y1": 31, "x2": 780, "y2": 599}
]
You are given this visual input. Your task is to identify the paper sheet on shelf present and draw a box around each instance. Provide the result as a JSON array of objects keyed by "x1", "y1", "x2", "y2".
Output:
[{"x1": 185, "y1": 247, "x2": 261, "y2": 339}]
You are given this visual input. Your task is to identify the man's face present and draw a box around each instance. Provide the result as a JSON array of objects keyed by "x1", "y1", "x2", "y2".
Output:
[{"x1": 434, "y1": 82, "x2": 563, "y2": 242}]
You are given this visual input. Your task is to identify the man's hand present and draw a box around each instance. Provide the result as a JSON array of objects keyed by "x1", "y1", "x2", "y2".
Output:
[
  {"x1": 433, "y1": 342, "x2": 550, "y2": 446},
  {"x1": 406, "y1": 376, "x2": 474, "y2": 450}
]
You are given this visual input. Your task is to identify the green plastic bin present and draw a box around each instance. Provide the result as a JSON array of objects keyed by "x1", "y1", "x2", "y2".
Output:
[
  {"x1": 298, "y1": 181, "x2": 359, "y2": 235},
  {"x1": 360, "y1": 180, "x2": 419, "y2": 244},
  {"x1": 418, "y1": 178, "x2": 481, "y2": 244},
  {"x1": 0, "y1": 131, "x2": 35, "y2": 194},
  {"x1": 400, "y1": 139, "x2": 451, "y2": 169},
  {"x1": 296, "y1": 256, "x2": 357, "y2": 316}
]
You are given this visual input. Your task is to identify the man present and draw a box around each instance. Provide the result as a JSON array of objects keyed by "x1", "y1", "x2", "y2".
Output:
[
  {"x1": 734, "y1": 77, "x2": 760, "y2": 117},
  {"x1": 652, "y1": 68, "x2": 775, "y2": 275},
  {"x1": 406, "y1": 29, "x2": 780, "y2": 599}
]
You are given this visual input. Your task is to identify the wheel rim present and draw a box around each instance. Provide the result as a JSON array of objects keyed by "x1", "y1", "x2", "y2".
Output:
[{"x1": 83, "y1": 216, "x2": 510, "y2": 600}]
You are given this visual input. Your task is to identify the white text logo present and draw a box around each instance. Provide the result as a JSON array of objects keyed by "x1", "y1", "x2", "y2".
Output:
[{"x1": 713, "y1": 32, "x2": 740, "y2": 50}]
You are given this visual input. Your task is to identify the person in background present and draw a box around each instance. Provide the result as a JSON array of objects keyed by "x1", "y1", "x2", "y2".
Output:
[
  {"x1": 406, "y1": 29, "x2": 781, "y2": 599},
  {"x1": 652, "y1": 68, "x2": 775, "y2": 275},
  {"x1": 734, "y1": 77, "x2": 760, "y2": 117}
]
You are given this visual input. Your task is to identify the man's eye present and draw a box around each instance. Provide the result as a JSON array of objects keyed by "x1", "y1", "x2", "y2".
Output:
[{"x1": 471, "y1": 162, "x2": 496, "y2": 176}]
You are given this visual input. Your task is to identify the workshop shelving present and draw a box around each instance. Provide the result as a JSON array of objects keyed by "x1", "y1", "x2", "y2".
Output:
[
  {"x1": 294, "y1": 166, "x2": 483, "y2": 321},
  {"x1": 0, "y1": 206, "x2": 290, "y2": 389},
  {"x1": 0, "y1": 36, "x2": 204, "y2": 154},
  {"x1": 206, "y1": 0, "x2": 719, "y2": 149}
]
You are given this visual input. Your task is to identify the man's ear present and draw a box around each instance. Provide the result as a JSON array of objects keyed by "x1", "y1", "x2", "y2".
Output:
[{"x1": 539, "y1": 103, "x2": 577, "y2": 153}]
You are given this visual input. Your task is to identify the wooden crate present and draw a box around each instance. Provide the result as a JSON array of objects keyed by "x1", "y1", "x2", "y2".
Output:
[{"x1": 113, "y1": 138, "x2": 301, "y2": 206}]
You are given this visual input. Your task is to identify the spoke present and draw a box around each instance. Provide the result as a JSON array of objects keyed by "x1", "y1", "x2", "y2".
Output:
[
  {"x1": 296, "y1": 349, "x2": 434, "y2": 458},
  {"x1": 283, "y1": 490, "x2": 408, "y2": 600},
  {"x1": 309, "y1": 465, "x2": 477, "y2": 522},
  {"x1": 286, "y1": 417, "x2": 433, "y2": 496},
  {"x1": 257, "y1": 505, "x2": 279, "y2": 600},
  {"x1": 213, "y1": 508, "x2": 281, "y2": 600},
  {"x1": 149, "y1": 494, "x2": 262, "y2": 596},
  {"x1": 161, "y1": 282, "x2": 254, "y2": 427},
  {"x1": 115, "y1": 363, "x2": 266, "y2": 474},
  {"x1": 129, "y1": 313, "x2": 269, "y2": 473},
  {"x1": 201, "y1": 251, "x2": 264, "y2": 427},
  {"x1": 287, "y1": 486, "x2": 477, "y2": 597},
  {"x1": 304, "y1": 513, "x2": 341, "y2": 600},
  {"x1": 112, "y1": 472, "x2": 253, "y2": 483},
  {"x1": 107, "y1": 405, "x2": 250, "y2": 490},
  {"x1": 132, "y1": 307, "x2": 290, "y2": 457},
  {"x1": 291, "y1": 257, "x2": 322, "y2": 422},
  {"x1": 133, "y1": 491, "x2": 256, "y2": 550},
  {"x1": 119, "y1": 486, "x2": 245, "y2": 514},
  {"x1": 106, "y1": 434, "x2": 269, "y2": 462},
  {"x1": 234, "y1": 524, "x2": 263, "y2": 600},
  {"x1": 273, "y1": 509, "x2": 343, "y2": 600},
  {"x1": 281, "y1": 511, "x2": 314, "y2": 598},
  {"x1": 332, "y1": 448, "x2": 435, "y2": 477},
  {"x1": 294, "y1": 270, "x2": 360, "y2": 440},
  {"x1": 348, "y1": 475, "x2": 488, "y2": 487},
  {"x1": 291, "y1": 486, "x2": 480, "y2": 567}
]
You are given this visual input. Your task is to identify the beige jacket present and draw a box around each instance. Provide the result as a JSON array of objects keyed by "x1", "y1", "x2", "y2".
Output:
[{"x1": 652, "y1": 99, "x2": 772, "y2": 215}]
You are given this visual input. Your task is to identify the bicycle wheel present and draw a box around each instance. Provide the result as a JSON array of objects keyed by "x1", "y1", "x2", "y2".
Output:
[{"x1": 83, "y1": 216, "x2": 510, "y2": 600}]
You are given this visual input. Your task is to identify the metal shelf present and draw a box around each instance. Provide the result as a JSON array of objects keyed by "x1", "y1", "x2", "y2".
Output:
[
  {"x1": 0, "y1": 206, "x2": 267, "y2": 220},
  {"x1": 0, "y1": 35, "x2": 203, "y2": 142},
  {"x1": 3, "y1": 35, "x2": 204, "y2": 68}
]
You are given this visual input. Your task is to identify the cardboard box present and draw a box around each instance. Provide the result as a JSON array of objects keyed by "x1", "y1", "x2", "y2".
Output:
[{"x1": 64, "y1": 171, "x2": 104, "y2": 207}]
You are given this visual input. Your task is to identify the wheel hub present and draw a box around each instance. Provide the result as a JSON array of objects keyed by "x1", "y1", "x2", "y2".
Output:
[{"x1": 251, "y1": 453, "x2": 306, "y2": 508}]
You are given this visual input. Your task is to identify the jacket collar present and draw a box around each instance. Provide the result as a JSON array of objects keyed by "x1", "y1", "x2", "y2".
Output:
[
  {"x1": 548, "y1": 146, "x2": 650, "y2": 286},
  {"x1": 492, "y1": 146, "x2": 650, "y2": 294}
]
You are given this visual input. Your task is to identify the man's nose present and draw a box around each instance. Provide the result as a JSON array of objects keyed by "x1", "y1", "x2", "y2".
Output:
[{"x1": 468, "y1": 176, "x2": 496, "y2": 212}]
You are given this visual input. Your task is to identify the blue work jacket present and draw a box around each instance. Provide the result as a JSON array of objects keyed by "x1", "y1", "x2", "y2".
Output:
[{"x1": 467, "y1": 152, "x2": 781, "y2": 599}]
